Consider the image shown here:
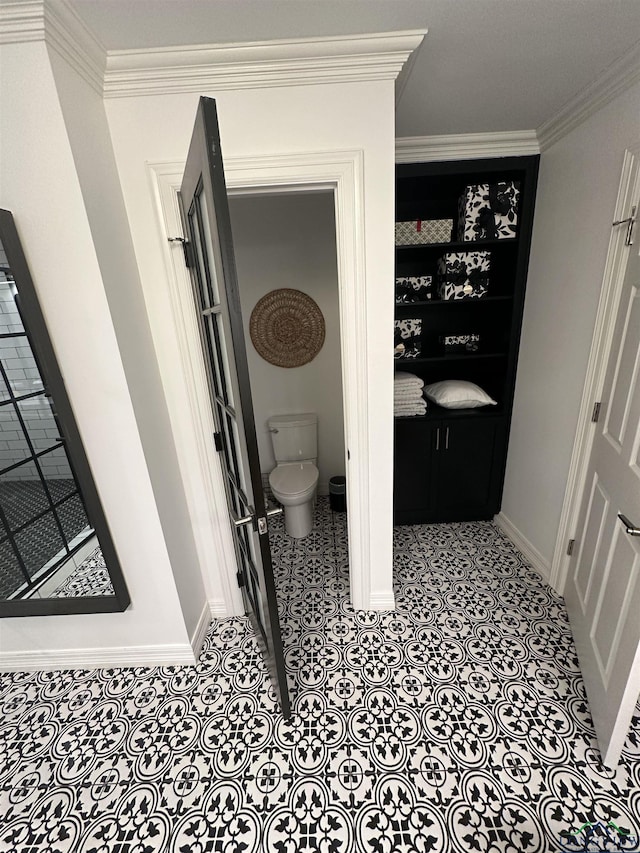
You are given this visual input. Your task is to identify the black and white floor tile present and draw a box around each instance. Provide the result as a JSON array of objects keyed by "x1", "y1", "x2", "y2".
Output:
[
  {"x1": 49, "y1": 547, "x2": 115, "y2": 598},
  {"x1": 1, "y1": 497, "x2": 639, "y2": 852}
]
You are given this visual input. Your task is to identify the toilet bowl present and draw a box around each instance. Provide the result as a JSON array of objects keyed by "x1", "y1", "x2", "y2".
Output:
[
  {"x1": 269, "y1": 462, "x2": 319, "y2": 538},
  {"x1": 267, "y1": 412, "x2": 319, "y2": 539}
]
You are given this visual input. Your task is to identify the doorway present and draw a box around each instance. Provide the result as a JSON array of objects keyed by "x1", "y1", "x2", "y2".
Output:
[
  {"x1": 149, "y1": 149, "x2": 386, "y2": 620},
  {"x1": 229, "y1": 191, "x2": 346, "y2": 510}
]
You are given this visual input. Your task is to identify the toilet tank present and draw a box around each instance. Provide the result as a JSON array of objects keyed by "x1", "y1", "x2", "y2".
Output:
[{"x1": 268, "y1": 413, "x2": 317, "y2": 464}]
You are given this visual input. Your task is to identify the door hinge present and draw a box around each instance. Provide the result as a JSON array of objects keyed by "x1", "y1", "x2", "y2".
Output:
[
  {"x1": 236, "y1": 570, "x2": 245, "y2": 588},
  {"x1": 591, "y1": 401, "x2": 602, "y2": 423},
  {"x1": 213, "y1": 431, "x2": 223, "y2": 452},
  {"x1": 567, "y1": 538, "x2": 576, "y2": 556},
  {"x1": 167, "y1": 236, "x2": 195, "y2": 268}
]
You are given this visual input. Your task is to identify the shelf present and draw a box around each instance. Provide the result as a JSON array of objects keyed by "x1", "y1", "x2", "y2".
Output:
[
  {"x1": 395, "y1": 238, "x2": 517, "y2": 252},
  {"x1": 395, "y1": 352, "x2": 507, "y2": 366},
  {"x1": 393, "y1": 155, "x2": 539, "y2": 526},
  {"x1": 395, "y1": 405, "x2": 504, "y2": 422},
  {"x1": 395, "y1": 296, "x2": 512, "y2": 309}
]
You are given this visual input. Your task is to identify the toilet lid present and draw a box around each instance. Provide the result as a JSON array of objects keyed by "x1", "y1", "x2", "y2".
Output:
[{"x1": 269, "y1": 463, "x2": 318, "y2": 495}]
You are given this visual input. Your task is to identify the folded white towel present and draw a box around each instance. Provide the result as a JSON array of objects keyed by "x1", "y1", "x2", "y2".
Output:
[
  {"x1": 394, "y1": 371, "x2": 424, "y2": 388},
  {"x1": 394, "y1": 401, "x2": 427, "y2": 415},
  {"x1": 394, "y1": 409, "x2": 427, "y2": 418},
  {"x1": 395, "y1": 386, "x2": 423, "y2": 397},
  {"x1": 395, "y1": 381, "x2": 424, "y2": 393},
  {"x1": 395, "y1": 399, "x2": 427, "y2": 409}
]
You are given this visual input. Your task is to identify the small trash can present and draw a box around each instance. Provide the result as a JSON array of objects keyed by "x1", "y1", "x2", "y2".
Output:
[{"x1": 329, "y1": 475, "x2": 346, "y2": 512}]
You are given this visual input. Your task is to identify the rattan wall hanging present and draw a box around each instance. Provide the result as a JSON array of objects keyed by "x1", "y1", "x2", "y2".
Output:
[{"x1": 249, "y1": 288, "x2": 325, "y2": 368}]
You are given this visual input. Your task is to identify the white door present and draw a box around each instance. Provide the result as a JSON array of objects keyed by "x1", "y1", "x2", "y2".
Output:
[{"x1": 565, "y1": 192, "x2": 640, "y2": 767}]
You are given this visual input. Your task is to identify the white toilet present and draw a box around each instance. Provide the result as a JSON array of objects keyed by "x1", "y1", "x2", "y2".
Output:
[{"x1": 268, "y1": 413, "x2": 319, "y2": 539}]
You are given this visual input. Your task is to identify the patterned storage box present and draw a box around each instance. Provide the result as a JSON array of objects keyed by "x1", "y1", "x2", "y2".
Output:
[
  {"x1": 458, "y1": 182, "x2": 520, "y2": 241},
  {"x1": 394, "y1": 318, "x2": 422, "y2": 359},
  {"x1": 395, "y1": 276, "x2": 433, "y2": 303},
  {"x1": 437, "y1": 251, "x2": 490, "y2": 300},
  {"x1": 440, "y1": 333, "x2": 481, "y2": 354},
  {"x1": 395, "y1": 219, "x2": 453, "y2": 245}
]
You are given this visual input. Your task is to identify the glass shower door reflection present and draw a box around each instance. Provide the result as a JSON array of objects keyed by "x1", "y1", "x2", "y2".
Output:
[{"x1": 0, "y1": 245, "x2": 106, "y2": 599}]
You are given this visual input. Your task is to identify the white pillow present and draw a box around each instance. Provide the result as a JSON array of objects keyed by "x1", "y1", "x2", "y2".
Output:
[{"x1": 423, "y1": 380, "x2": 497, "y2": 409}]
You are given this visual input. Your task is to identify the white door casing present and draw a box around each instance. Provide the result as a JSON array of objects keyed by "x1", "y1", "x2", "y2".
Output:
[
  {"x1": 147, "y1": 150, "x2": 380, "y2": 616},
  {"x1": 564, "y1": 153, "x2": 640, "y2": 767}
]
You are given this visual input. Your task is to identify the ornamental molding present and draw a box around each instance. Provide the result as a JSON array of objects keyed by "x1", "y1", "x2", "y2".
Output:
[
  {"x1": 102, "y1": 30, "x2": 426, "y2": 98},
  {"x1": 0, "y1": 6, "x2": 424, "y2": 99},
  {"x1": 537, "y1": 40, "x2": 640, "y2": 151},
  {"x1": 395, "y1": 131, "x2": 540, "y2": 163},
  {"x1": 0, "y1": 0, "x2": 105, "y2": 94}
]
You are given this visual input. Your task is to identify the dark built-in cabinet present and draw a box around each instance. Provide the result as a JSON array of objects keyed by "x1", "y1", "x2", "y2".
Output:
[{"x1": 394, "y1": 156, "x2": 539, "y2": 524}]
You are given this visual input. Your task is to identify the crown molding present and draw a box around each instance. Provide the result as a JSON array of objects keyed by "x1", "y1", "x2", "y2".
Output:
[
  {"x1": 395, "y1": 130, "x2": 540, "y2": 163},
  {"x1": 0, "y1": 0, "x2": 43, "y2": 43},
  {"x1": 537, "y1": 40, "x2": 640, "y2": 151},
  {"x1": 103, "y1": 30, "x2": 426, "y2": 98},
  {"x1": 0, "y1": 0, "x2": 106, "y2": 94}
]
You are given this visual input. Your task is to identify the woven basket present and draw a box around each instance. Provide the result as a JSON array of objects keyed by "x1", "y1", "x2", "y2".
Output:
[{"x1": 249, "y1": 288, "x2": 325, "y2": 368}]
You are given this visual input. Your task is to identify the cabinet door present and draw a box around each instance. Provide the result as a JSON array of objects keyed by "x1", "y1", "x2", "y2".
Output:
[
  {"x1": 436, "y1": 418, "x2": 503, "y2": 520},
  {"x1": 393, "y1": 418, "x2": 438, "y2": 523}
]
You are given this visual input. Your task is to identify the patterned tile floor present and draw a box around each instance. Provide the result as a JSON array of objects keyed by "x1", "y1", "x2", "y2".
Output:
[
  {"x1": 49, "y1": 547, "x2": 114, "y2": 598},
  {"x1": 1, "y1": 497, "x2": 639, "y2": 852}
]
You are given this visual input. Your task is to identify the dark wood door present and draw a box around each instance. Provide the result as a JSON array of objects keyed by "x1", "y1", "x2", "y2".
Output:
[
  {"x1": 436, "y1": 418, "x2": 501, "y2": 520},
  {"x1": 394, "y1": 419, "x2": 438, "y2": 524},
  {"x1": 179, "y1": 97, "x2": 290, "y2": 718}
]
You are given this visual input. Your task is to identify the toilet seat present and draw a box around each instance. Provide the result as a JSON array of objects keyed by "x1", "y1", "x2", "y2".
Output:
[{"x1": 269, "y1": 462, "x2": 318, "y2": 497}]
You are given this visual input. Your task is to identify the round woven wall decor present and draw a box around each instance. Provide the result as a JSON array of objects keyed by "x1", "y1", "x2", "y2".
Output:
[{"x1": 249, "y1": 288, "x2": 325, "y2": 368}]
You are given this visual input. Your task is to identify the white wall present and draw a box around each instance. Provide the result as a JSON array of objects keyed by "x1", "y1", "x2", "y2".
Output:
[
  {"x1": 105, "y1": 79, "x2": 396, "y2": 608},
  {"x1": 47, "y1": 47, "x2": 207, "y2": 641},
  {"x1": 230, "y1": 192, "x2": 345, "y2": 493},
  {"x1": 0, "y1": 40, "x2": 192, "y2": 664},
  {"x1": 502, "y1": 79, "x2": 640, "y2": 571}
]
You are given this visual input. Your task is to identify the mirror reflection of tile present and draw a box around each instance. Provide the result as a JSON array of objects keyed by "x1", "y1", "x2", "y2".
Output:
[{"x1": 0, "y1": 244, "x2": 98, "y2": 601}]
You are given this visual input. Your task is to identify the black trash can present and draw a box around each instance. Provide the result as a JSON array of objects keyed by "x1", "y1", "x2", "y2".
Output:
[{"x1": 329, "y1": 475, "x2": 346, "y2": 512}]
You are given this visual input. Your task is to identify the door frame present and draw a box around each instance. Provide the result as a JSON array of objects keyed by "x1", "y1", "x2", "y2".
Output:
[
  {"x1": 148, "y1": 150, "x2": 376, "y2": 615},
  {"x1": 551, "y1": 144, "x2": 640, "y2": 593}
]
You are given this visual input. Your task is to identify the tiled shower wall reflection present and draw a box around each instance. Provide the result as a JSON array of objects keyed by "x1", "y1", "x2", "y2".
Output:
[{"x1": 0, "y1": 283, "x2": 70, "y2": 481}]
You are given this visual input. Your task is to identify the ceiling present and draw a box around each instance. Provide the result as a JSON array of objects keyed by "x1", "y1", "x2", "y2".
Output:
[{"x1": 68, "y1": 0, "x2": 640, "y2": 137}]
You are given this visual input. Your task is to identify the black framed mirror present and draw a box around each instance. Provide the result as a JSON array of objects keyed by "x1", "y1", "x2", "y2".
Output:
[{"x1": 0, "y1": 210, "x2": 130, "y2": 616}]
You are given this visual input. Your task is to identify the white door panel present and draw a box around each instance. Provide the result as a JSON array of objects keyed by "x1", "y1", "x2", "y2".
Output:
[
  {"x1": 565, "y1": 165, "x2": 640, "y2": 767},
  {"x1": 573, "y1": 475, "x2": 609, "y2": 613},
  {"x1": 604, "y1": 286, "x2": 640, "y2": 447}
]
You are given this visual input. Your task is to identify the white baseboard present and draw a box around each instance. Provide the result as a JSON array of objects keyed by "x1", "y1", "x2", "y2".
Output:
[
  {"x1": 190, "y1": 602, "x2": 213, "y2": 659},
  {"x1": 495, "y1": 512, "x2": 551, "y2": 583},
  {"x1": 209, "y1": 598, "x2": 228, "y2": 618},
  {"x1": 368, "y1": 591, "x2": 396, "y2": 611},
  {"x1": 0, "y1": 643, "x2": 197, "y2": 673}
]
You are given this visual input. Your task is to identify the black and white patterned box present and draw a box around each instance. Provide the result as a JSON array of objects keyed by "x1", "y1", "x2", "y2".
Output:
[
  {"x1": 395, "y1": 220, "x2": 453, "y2": 245},
  {"x1": 458, "y1": 182, "x2": 520, "y2": 241},
  {"x1": 440, "y1": 333, "x2": 481, "y2": 353},
  {"x1": 395, "y1": 276, "x2": 433, "y2": 303},
  {"x1": 394, "y1": 318, "x2": 422, "y2": 359},
  {"x1": 437, "y1": 251, "x2": 490, "y2": 300}
]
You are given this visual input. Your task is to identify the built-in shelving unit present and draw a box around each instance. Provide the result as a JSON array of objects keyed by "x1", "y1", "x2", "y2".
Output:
[{"x1": 394, "y1": 156, "x2": 540, "y2": 524}]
